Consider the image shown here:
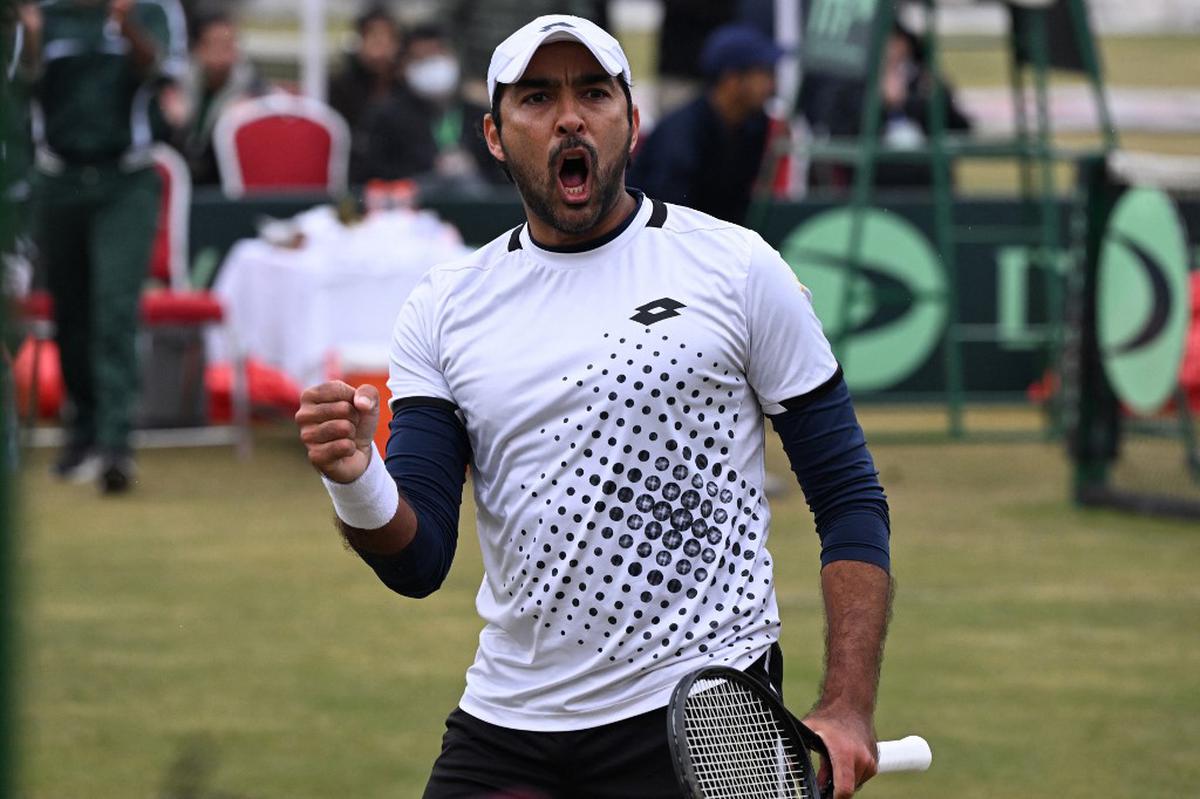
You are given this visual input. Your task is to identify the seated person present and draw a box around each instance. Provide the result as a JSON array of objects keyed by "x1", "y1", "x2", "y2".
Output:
[
  {"x1": 628, "y1": 23, "x2": 782, "y2": 224},
  {"x1": 328, "y1": 5, "x2": 405, "y2": 184},
  {"x1": 356, "y1": 24, "x2": 504, "y2": 188},
  {"x1": 806, "y1": 22, "x2": 972, "y2": 190},
  {"x1": 179, "y1": 9, "x2": 267, "y2": 186}
]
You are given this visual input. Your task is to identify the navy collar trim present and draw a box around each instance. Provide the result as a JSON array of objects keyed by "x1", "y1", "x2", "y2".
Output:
[{"x1": 646, "y1": 197, "x2": 668, "y2": 228}]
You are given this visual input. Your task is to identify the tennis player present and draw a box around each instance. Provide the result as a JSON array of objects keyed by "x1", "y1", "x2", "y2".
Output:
[{"x1": 296, "y1": 15, "x2": 892, "y2": 799}]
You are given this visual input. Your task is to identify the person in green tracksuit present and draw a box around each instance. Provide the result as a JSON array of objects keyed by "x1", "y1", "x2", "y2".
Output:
[{"x1": 21, "y1": 0, "x2": 186, "y2": 493}]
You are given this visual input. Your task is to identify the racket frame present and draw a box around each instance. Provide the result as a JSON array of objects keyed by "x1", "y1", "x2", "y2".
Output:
[{"x1": 667, "y1": 665, "x2": 827, "y2": 799}]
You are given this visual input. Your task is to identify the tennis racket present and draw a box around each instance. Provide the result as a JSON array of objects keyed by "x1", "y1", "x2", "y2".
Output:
[{"x1": 668, "y1": 666, "x2": 931, "y2": 798}]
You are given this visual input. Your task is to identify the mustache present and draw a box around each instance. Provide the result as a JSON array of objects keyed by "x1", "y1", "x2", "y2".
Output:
[{"x1": 548, "y1": 136, "x2": 599, "y2": 172}]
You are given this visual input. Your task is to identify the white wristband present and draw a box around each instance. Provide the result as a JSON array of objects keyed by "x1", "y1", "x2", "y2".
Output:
[{"x1": 322, "y1": 446, "x2": 400, "y2": 530}]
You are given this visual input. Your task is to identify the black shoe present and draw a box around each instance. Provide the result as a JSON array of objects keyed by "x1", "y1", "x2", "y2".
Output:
[
  {"x1": 51, "y1": 442, "x2": 101, "y2": 483},
  {"x1": 99, "y1": 453, "x2": 137, "y2": 495}
]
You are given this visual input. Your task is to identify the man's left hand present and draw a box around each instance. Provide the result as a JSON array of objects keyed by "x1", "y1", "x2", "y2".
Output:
[{"x1": 803, "y1": 706, "x2": 878, "y2": 799}]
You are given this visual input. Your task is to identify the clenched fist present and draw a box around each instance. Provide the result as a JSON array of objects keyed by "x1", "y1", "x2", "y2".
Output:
[{"x1": 295, "y1": 381, "x2": 382, "y2": 484}]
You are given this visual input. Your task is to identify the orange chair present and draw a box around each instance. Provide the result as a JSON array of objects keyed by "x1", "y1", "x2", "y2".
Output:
[
  {"x1": 15, "y1": 144, "x2": 251, "y2": 454},
  {"x1": 212, "y1": 92, "x2": 350, "y2": 197}
]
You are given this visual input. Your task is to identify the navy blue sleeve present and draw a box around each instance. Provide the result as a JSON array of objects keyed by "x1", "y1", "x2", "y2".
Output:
[
  {"x1": 767, "y1": 369, "x2": 891, "y2": 572},
  {"x1": 353, "y1": 399, "x2": 471, "y2": 598}
]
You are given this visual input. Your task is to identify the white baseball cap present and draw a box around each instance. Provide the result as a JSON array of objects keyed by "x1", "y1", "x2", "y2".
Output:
[{"x1": 486, "y1": 15, "x2": 632, "y2": 104}]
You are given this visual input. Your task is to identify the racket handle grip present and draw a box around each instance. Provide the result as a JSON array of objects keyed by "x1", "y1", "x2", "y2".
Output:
[{"x1": 876, "y1": 735, "x2": 932, "y2": 773}]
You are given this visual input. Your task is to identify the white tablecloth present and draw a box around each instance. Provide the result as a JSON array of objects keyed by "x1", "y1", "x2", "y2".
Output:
[{"x1": 210, "y1": 207, "x2": 470, "y2": 387}]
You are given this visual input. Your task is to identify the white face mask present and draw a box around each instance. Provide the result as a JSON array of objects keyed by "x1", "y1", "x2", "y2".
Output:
[{"x1": 405, "y1": 55, "x2": 460, "y2": 100}]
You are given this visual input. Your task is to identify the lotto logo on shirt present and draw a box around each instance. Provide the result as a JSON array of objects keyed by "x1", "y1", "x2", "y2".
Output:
[{"x1": 630, "y1": 297, "x2": 687, "y2": 327}]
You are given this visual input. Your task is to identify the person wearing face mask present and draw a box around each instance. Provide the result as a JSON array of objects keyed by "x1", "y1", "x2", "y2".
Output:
[{"x1": 356, "y1": 24, "x2": 505, "y2": 188}]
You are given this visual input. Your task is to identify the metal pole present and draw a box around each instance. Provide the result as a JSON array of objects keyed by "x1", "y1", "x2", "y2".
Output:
[
  {"x1": 836, "y1": 1, "x2": 892, "y2": 381},
  {"x1": 0, "y1": 7, "x2": 17, "y2": 795},
  {"x1": 300, "y1": 0, "x2": 327, "y2": 103},
  {"x1": 775, "y1": 0, "x2": 802, "y2": 117},
  {"x1": 1029, "y1": 10, "x2": 1065, "y2": 435},
  {"x1": 922, "y1": 1, "x2": 964, "y2": 438}
]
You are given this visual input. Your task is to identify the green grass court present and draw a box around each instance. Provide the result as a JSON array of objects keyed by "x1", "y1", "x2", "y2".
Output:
[{"x1": 16, "y1": 408, "x2": 1200, "y2": 798}]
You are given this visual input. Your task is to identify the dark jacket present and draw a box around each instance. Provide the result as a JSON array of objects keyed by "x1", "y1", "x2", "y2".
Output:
[
  {"x1": 327, "y1": 54, "x2": 404, "y2": 183},
  {"x1": 628, "y1": 95, "x2": 769, "y2": 224}
]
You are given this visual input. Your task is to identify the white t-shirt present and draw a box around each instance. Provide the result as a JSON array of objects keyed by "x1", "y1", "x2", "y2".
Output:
[{"x1": 388, "y1": 196, "x2": 838, "y2": 731}]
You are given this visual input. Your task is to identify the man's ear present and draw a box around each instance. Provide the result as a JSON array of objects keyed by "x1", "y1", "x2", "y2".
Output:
[
  {"x1": 483, "y1": 113, "x2": 506, "y2": 164},
  {"x1": 630, "y1": 104, "x2": 640, "y2": 154}
]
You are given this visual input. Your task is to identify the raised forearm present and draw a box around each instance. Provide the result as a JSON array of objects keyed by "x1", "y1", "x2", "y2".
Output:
[
  {"x1": 336, "y1": 493, "x2": 418, "y2": 554},
  {"x1": 109, "y1": 2, "x2": 158, "y2": 75},
  {"x1": 17, "y1": 2, "x2": 42, "y2": 74},
  {"x1": 305, "y1": 397, "x2": 469, "y2": 599},
  {"x1": 120, "y1": 18, "x2": 158, "y2": 73}
]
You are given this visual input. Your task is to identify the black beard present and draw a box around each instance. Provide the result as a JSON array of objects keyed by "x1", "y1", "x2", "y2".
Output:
[{"x1": 502, "y1": 132, "x2": 632, "y2": 237}]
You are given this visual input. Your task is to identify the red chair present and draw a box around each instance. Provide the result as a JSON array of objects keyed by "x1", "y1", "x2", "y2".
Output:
[
  {"x1": 15, "y1": 144, "x2": 251, "y2": 454},
  {"x1": 212, "y1": 92, "x2": 350, "y2": 197},
  {"x1": 147, "y1": 141, "x2": 194, "y2": 291}
]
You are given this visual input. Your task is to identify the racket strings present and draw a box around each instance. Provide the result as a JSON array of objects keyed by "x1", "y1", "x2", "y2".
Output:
[{"x1": 683, "y1": 678, "x2": 812, "y2": 798}]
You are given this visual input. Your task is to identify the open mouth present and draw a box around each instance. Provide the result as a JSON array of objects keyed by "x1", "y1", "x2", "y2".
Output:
[{"x1": 557, "y1": 149, "x2": 592, "y2": 204}]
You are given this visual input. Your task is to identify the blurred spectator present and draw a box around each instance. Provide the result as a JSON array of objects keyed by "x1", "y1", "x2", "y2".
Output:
[
  {"x1": 447, "y1": 0, "x2": 608, "y2": 104},
  {"x1": 655, "y1": 0, "x2": 736, "y2": 115},
  {"x1": 629, "y1": 24, "x2": 782, "y2": 224},
  {"x1": 178, "y1": 8, "x2": 266, "y2": 186},
  {"x1": 24, "y1": 0, "x2": 188, "y2": 493},
  {"x1": 328, "y1": 4, "x2": 405, "y2": 183},
  {"x1": 356, "y1": 24, "x2": 503, "y2": 188},
  {"x1": 806, "y1": 23, "x2": 972, "y2": 190}
]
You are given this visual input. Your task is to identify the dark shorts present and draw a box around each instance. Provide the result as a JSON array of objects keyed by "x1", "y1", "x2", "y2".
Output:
[{"x1": 422, "y1": 644, "x2": 784, "y2": 799}]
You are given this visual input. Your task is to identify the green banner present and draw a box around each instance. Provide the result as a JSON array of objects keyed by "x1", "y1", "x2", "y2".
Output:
[
  {"x1": 1097, "y1": 189, "x2": 1190, "y2": 415},
  {"x1": 758, "y1": 198, "x2": 1079, "y2": 397},
  {"x1": 779, "y1": 208, "x2": 947, "y2": 392},
  {"x1": 191, "y1": 193, "x2": 1200, "y2": 399}
]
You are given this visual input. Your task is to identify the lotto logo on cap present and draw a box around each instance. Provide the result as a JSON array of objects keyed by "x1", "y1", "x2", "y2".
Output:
[{"x1": 487, "y1": 14, "x2": 633, "y2": 102}]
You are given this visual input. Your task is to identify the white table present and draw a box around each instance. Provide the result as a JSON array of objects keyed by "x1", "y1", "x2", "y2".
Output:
[{"x1": 210, "y1": 207, "x2": 469, "y2": 387}]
